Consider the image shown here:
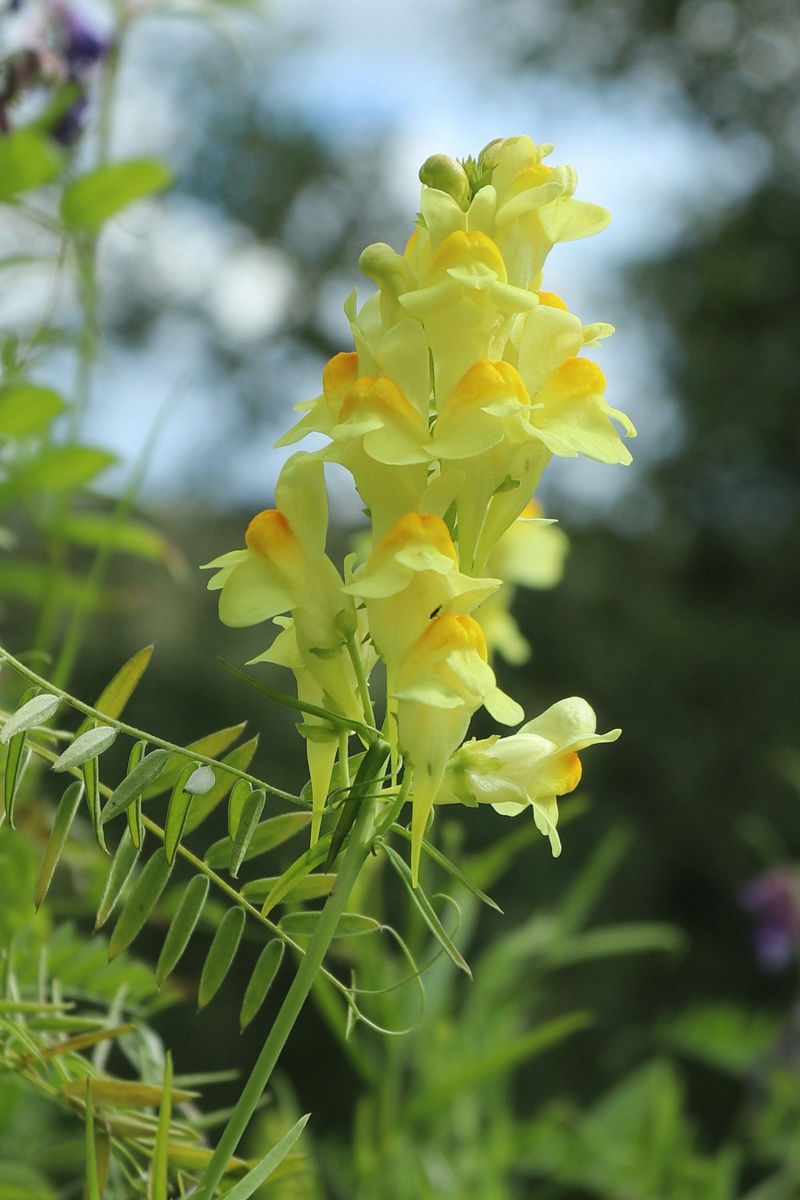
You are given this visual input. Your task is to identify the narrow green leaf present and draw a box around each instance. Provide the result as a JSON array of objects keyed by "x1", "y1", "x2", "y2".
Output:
[
  {"x1": 78, "y1": 645, "x2": 154, "y2": 735},
  {"x1": 34, "y1": 781, "x2": 83, "y2": 908},
  {"x1": 0, "y1": 130, "x2": 62, "y2": 200},
  {"x1": 22, "y1": 445, "x2": 116, "y2": 491},
  {"x1": 206, "y1": 812, "x2": 311, "y2": 869},
  {"x1": 382, "y1": 844, "x2": 472, "y2": 978},
  {"x1": 3, "y1": 737, "x2": 29, "y2": 828},
  {"x1": 84, "y1": 1080, "x2": 101, "y2": 1200},
  {"x1": 59, "y1": 512, "x2": 179, "y2": 566},
  {"x1": 141, "y1": 723, "x2": 247, "y2": 800},
  {"x1": 126, "y1": 793, "x2": 144, "y2": 851},
  {"x1": 100, "y1": 748, "x2": 170, "y2": 824},
  {"x1": 198, "y1": 907, "x2": 246, "y2": 1009},
  {"x1": 405, "y1": 1012, "x2": 593, "y2": 1119},
  {"x1": 61, "y1": 1076, "x2": 195, "y2": 1107},
  {"x1": 164, "y1": 764, "x2": 196, "y2": 865},
  {"x1": 150, "y1": 1052, "x2": 172, "y2": 1200},
  {"x1": 239, "y1": 940, "x2": 284, "y2": 1031},
  {"x1": 108, "y1": 849, "x2": 172, "y2": 959},
  {"x1": 222, "y1": 1114, "x2": 310, "y2": 1200},
  {"x1": 95, "y1": 830, "x2": 140, "y2": 930},
  {"x1": 1, "y1": 692, "x2": 59, "y2": 743},
  {"x1": 183, "y1": 735, "x2": 259, "y2": 834},
  {"x1": 0, "y1": 557, "x2": 109, "y2": 608},
  {"x1": 241, "y1": 874, "x2": 337, "y2": 905},
  {"x1": 220, "y1": 657, "x2": 378, "y2": 740},
  {"x1": 227, "y1": 778, "x2": 251, "y2": 839},
  {"x1": 83, "y1": 752, "x2": 104, "y2": 850},
  {"x1": 52, "y1": 725, "x2": 116, "y2": 772},
  {"x1": 278, "y1": 912, "x2": 380, "y2": 939},
  {"x1": 156, "y1": 876, "x2": 209, "y2": 986},
  {"x1": 0, "y1": 384, "x2": 64, "y2": 438},
  {"x1": 391, "y1": 825, "x2": 502, "y2": 913},
  {"x1": 258, "y1": 835, "x2": 333, "y2": 917},
  {"x1": 229, "y1": 789, "x2": 265, "y2": 877},
  {"x1": 60, "y1": 159, "x2": 173, "y2": 230}
]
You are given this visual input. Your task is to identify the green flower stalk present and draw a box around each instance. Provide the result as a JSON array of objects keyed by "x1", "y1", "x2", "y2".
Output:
[{"x1": 204, "y1": 134, "x2": 630, "y2": 884}]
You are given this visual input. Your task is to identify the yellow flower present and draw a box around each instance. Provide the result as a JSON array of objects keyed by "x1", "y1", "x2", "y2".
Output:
[
  {"x1": 203, "y1": 452, "x2": 365, "y2": 727},
  {"x1": 393, "y1": 613, "x2": 523, "y2": 882},
  {"x1": 438, "y1": 697, "x2": 621, "y2": 855},
  {"x1": 477, "y1": 502, "x2": 570, "y2": 664}
]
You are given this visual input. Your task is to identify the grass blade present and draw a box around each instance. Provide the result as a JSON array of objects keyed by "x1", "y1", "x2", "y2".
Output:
[{"x1": 382, "y1": 843, "x2": 471, "y2": 978}]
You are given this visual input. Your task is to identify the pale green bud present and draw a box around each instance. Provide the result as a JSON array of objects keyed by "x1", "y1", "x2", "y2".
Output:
[{"x1": 418, "y1": 154, "x2": 471, "y2": 210}]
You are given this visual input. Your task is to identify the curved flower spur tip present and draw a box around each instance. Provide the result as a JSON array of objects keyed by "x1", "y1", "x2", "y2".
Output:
[{"x1": 532, "y1": 357, "x2": 636, "y2": 465}]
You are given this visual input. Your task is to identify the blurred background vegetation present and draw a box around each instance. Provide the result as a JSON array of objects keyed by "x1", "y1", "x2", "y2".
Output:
[{"x1": 4, "y1": 0, "x2": 800, "y2": 1195}]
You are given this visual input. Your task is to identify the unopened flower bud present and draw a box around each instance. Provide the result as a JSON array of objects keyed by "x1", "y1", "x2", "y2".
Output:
[{"x1": 419, "y1": 154, "x2": 471, "y2": 210}]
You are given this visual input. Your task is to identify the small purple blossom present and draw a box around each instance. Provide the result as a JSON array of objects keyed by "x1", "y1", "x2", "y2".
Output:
[{"x1": 740, "y1": 868, "x2": 800, "y2": 971}]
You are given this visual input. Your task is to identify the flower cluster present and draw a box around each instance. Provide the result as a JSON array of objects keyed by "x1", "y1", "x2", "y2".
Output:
[{"x1": 205, "y1": 136, "x2": 628, "y2": 881}]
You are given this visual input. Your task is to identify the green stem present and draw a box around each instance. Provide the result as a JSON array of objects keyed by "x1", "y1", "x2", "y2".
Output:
[
  {"x1": 0, "y1": 646, "x2": 301, "y2": 803},
  {"x1": 346, "y1": 633, "x2": 375, "y2": 730},
  {"x1": 194, "y1": 739, "x2": 390, "y2": 1199}
]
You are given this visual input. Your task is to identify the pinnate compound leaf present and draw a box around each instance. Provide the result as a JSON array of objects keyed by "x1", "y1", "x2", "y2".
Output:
[
  {"x1": 227, "y1": 777, "x2": 251, "y2": 839},
  {"x1": 183, "y1": 735, "x2": 259, "y2": 834},
  {"x1": 101, "y1": 748, "x2": 170, "y2": 824},
  {"x1": 278, "y1": 912, "x2": 381, "y2": 939},
  {"x1": 229, "y1": 789, "x2": 266, "y2": 877},
  {"x1": 0, "y1": 383, "x2": 64, "y2": 438},
  {"x1": 198, "y1": 907, "x2": 246, "y2": 1009},
  {"x1": 240, "y1": 940, "x2": 284, "y2": 1031},
  {"x1": 35, "y1": 781, "x2": 83, "y2": 908},
  {"x1": 108, "y1": 848, "x2": 172, "y2": 959},
  {"x1": 1, "y1": 692, "x2": 59, "y2": 742},
  {"x1": 156, "y1": 876, "x2": 209, "y2": 986},
  {"x1": 77, "y1": 645, "x2": 154, "y2": 735},
  {"x1": 82, "y1": 752, "x2": 105, "y2": 850},
  {"x1": 95, "y1": 830, "x2": 140, "y2": 930},
  {"x1": 0, "y1": 129, "x2": 62, "y2": 200},
  {"x1": 60, "y1": 159, "x2": 173, "y2": 230},
  {"x1": 241, "y1": 873, "x2": 337, "y2": 906},
  {"x1": 206, "y1": 811, "x2": 311, "y2": 869},
  {"x1": 222, "y1": 1114, "x2": 310, "y2": 1200},
  {"x1": 142, "y1": 722, "x2": 247, "y2": 801},
  {"x1": 164, "y1": 764, "x2": 197, "y2": 865},
  {"x1": 4, "y1": 737, "x2": 30, "y2": 828},
  {"x1": 382, "y1": 844, "x2": 472, "y2": 978},
  {"x1": 52, "y1": 725, "x2": 116, "y2": 772},
  {"x1": 257, "y1": 835, "x2": 333, "y2": 917}
]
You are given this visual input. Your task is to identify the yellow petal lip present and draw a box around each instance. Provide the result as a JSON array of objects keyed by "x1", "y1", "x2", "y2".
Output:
[
  {"x1": 246, "y1": 510, "x2": 295, "y2": 562},
  {"x1": 339, "y1": 375, "x2": 425, "y2": 427},
  {"x1": 442, "y1": 359, "x2": 530, "y2": 414},
  {"x1": 537, "y1": 291, "x2": 568, "y2": 311},
  {"x1": 427, "y1": 229, "x2": 507, "y2": 282},
  {"x1": 322, "y1": 352, "x2": 359, "y2": 414},
  {"x1": 541, "y1": 356, "x2": 606, "y2": 399}
]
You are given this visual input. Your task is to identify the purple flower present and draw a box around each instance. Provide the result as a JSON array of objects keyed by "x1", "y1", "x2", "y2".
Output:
[
  {"x1": 740, "y1": 869, "x2": 800, "y2": 971},
  {"x1": 61, "y1": 8, "x2": 109, "y2": 71}
]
